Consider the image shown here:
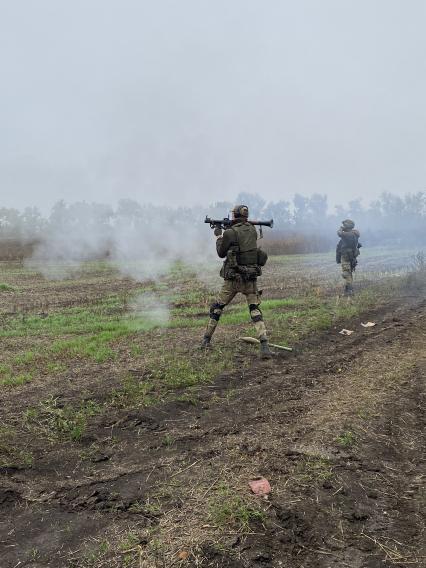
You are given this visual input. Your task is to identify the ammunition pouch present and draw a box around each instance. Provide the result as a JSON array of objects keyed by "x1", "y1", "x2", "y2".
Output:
[
  {"x1": 238, "y1": 265, "x2": 262, "y2": 281},
  {"x1": 221, "y1": 248, "x2": 239, "y2": 280},
  {"x1": 220, "y1": 263, "x2": 237, "y2": 280},
  {"x1": 221, "y1": 262, "x2": 261, "y2": 281},
  {"x1": 227, "y1": 248, "x2": 238, "y2": 268}
]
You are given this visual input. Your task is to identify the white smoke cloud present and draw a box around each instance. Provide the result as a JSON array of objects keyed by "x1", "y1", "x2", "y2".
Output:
[
  {"x1": 127, "y1": 292, "x2": 170, "y2": 330},
  {"x1": 26, "y1": 201, "x2": 219, "y2": 284}
]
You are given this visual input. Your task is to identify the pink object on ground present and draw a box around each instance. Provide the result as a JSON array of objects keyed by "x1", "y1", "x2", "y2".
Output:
[{"x1": 249, "y1": 477, "x2": 271, "y2": 496}]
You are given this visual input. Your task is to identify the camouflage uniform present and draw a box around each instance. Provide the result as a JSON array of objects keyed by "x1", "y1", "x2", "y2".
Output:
[
  {"x1": 336, "y1": 219, "x2": 360, "y2": 295},
  {"x1": 204, "y1": 278, "x2": 266, "y2": 341},
  {"x1": 341, "y1": 253, "x2": 354, "y2": 286},
  {"x1": 203, "y1": 207, "x2": 270, "y2": 357}
]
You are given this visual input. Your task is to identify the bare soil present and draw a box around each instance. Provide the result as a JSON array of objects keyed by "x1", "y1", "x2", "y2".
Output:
[{"x1": 0, "y1": 286, "x2": 424, "y2": 567}]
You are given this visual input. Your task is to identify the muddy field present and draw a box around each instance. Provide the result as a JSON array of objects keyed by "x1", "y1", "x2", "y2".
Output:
[{"x1": 0, "y1": 249, "x2": 424, "y2": 567}]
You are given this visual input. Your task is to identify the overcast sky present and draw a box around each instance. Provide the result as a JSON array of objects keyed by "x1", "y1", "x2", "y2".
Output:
[{"x1": 1, "y1": 0, "x2": 426, "y2": 212}]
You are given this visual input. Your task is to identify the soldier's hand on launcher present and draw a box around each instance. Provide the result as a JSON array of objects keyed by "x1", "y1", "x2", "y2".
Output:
[{"x1": 214, "y1": 227, "x2": 223, "y2": 237}]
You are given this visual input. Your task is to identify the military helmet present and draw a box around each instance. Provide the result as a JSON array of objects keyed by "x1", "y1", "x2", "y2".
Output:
[
  {"x1": 342, "y1": 219, "x2": 355, "y2": 230},
  {"x1": 232, "y1": 204, "x2": 249, "y2": 219}
]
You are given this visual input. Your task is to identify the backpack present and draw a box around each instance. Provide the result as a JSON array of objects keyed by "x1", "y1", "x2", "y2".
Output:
[{"x1": 221, "y1": 222, "x2": 266, "y2": 280}]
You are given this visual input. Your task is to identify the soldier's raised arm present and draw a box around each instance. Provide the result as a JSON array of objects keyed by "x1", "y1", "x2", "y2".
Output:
[{"x1": 216, "y1": 229, "x2": 235, "y2": 258}]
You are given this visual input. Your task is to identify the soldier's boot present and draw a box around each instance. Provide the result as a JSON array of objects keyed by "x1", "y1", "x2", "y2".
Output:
[{"x1": 259, "y1": 338, "x2": 273, "y2": 359}]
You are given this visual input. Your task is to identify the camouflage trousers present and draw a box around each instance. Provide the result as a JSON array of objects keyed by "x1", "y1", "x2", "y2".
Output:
[
  {"x1": 341, "y1": 253, "x2": 353, "y2": 284},
  {"x1": 204, "y1": 279, "x2": 267, "y2": 340}
]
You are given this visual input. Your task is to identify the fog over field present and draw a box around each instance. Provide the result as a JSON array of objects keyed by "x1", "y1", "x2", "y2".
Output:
[{"x1": 1, "y1": 0, "x2": 426, "y2": 212}]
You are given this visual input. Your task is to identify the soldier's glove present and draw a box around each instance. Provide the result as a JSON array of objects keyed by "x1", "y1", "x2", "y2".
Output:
[{"x1": 214, "y1": 227, "x2": 223, "y2": 237}]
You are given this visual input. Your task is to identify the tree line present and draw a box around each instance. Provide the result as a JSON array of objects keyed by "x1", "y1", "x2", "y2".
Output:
[{"x1": 1, "y1": 191, "x2": 425, "y2": 250}]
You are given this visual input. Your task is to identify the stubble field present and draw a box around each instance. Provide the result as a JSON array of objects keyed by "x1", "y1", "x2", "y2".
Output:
[{"x1": 0, "y1": 248, "x2": 424, "y2": 568}]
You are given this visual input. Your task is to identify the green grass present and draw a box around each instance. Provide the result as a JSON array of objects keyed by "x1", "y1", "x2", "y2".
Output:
[
  {"x1": 0, "y1": 254, "x2": 414, "y2": 461},
  {"x1": 111, "y1": 375, "x2": 155, "y2": 408},
  {"x1": 15, "y1": 342, "x2": 235, "y2": 440},
  {"x1": 170, "y1": 297, "x2": 303, "y2": 329},
  {"x1": 208, "y1": 484, "x2": 265, "y2": 530},
  {"x1": 0, "y1": 281, "x2": 382, "y2": 398},
  {"x1": 46, "y1": 362, "x2": 67, "y2": 373},
  {"x1": 112, "y1": 346, "x2": 236, "y2": 409},
  {"x1": 0, "y1": 310, "x2": 126, "y2": 338},
  {"x1": 295, "y1": 456, "x2": 334, "y2": 482},
  {"x1": 336, "y1": 430, "x2": 356, "y2": 448},
  {"x1": 0, "y1": 363, "x2": 12, "y2": 375},
  {"x1": 13, "y1": 350, "x2": 37, "y2": 365},
  {"x1": 51, "y1": 335, "x2": 117, "y2": 363},
  {"x1": 24, "y1": 397, "x2": 102, "y2": 442},
  {"x1": 0, "y1": 427, "x2": 34, "y2": 468},
  {"x1": 0, "y1": 372, "x2": 33, "y2": 387},
  {"x1": 172, "y1": 289, "x2": 377, "y2": 342},
  {"x1": 81, "y1": 539, "x2": 111, "y2": 566},
  {"x1": 118, "y1": 531, "x2": 143, "y2": 567},
  {"x1": 0, "y1": 282, "x2": 15, "y2": 291},
  {"x1": 0, "y1": 295, "x2": 302, "y2": 338},
  {"x1": 162, "y1": 434, "x2": 175, "y2": 447}
]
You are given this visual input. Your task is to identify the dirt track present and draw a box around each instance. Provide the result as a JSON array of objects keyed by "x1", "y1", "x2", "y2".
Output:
[{"x1": 0, "y1": 292, "x2": 425, "y2": 567}]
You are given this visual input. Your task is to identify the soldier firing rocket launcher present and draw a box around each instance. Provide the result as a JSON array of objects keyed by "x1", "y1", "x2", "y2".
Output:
[{"x1": 204, "y1": 215, "x2": 273, "y2": 237}]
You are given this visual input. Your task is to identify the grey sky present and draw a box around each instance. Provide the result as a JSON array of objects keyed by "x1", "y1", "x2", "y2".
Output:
[{"x1": 1, "y1": 0, "x2": 426, "y2": 212}]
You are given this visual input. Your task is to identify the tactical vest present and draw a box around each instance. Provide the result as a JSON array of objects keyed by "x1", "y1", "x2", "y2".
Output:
[
  {"x1": 232, "y1": 222, "x2": 259, "y2": 265},
  {"x1": 221, "y1": 222, "x2": 261, "y2": 280}
]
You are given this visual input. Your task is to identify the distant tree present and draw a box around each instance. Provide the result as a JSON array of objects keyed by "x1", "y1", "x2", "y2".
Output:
[
  {"x1": 379, "y1": 192, "x2": 404, "y2": 219},
  {"x1": 293, "y1": 194, "x2": 309, "y2": 227},
  {"x1": 308, "y1": 194, "x2": 328, "y2": 224},
  {"x1": 404, "y1": 191, "x2": 425, "y2": 213},
  {"x1": 334, "y1": 204, "x2": 348, "y2": 220},
  {"x1": 0, "y1": 207, "x2": 22, "y2": 238},
  {"x1": 263, "y1": 200, "x2": 291, "y2": 229},
  {"x1": 2, "y1": 190, "x2": 425, "y2": 253},
  {"x1": 49, "y1": 200, "x2": 69, "y2": 230},
  {"x1": 21, "y1": 207, "x2": 45, "y2": 240},
  {"x1": 348, "y1": 199, "x2": 364, "y2": 220},
  {"x1": 116, "y1": 198, "x2": 144, "y2": 228}
]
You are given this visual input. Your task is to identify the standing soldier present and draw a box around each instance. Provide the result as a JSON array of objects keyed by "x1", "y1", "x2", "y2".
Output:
[
  {"x1": 201, "y1": 205, "x2": 272, "y2": 359},
  {"x1": 336, "y1": 219, "x2": 361, "y2": 296}
]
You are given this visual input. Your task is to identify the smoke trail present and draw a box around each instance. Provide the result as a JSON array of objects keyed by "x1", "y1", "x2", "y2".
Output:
[{"x1": 127, "y1": 292, "x2": 170, "y2": 330}]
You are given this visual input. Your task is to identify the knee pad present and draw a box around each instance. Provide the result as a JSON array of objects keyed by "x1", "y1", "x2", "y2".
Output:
[
  {"x1": 209, "y1": 302, "x2": 226, "y2": 321},
  {"x1": 249, "y1": 303, "x2": 263, "y2": 323}
]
